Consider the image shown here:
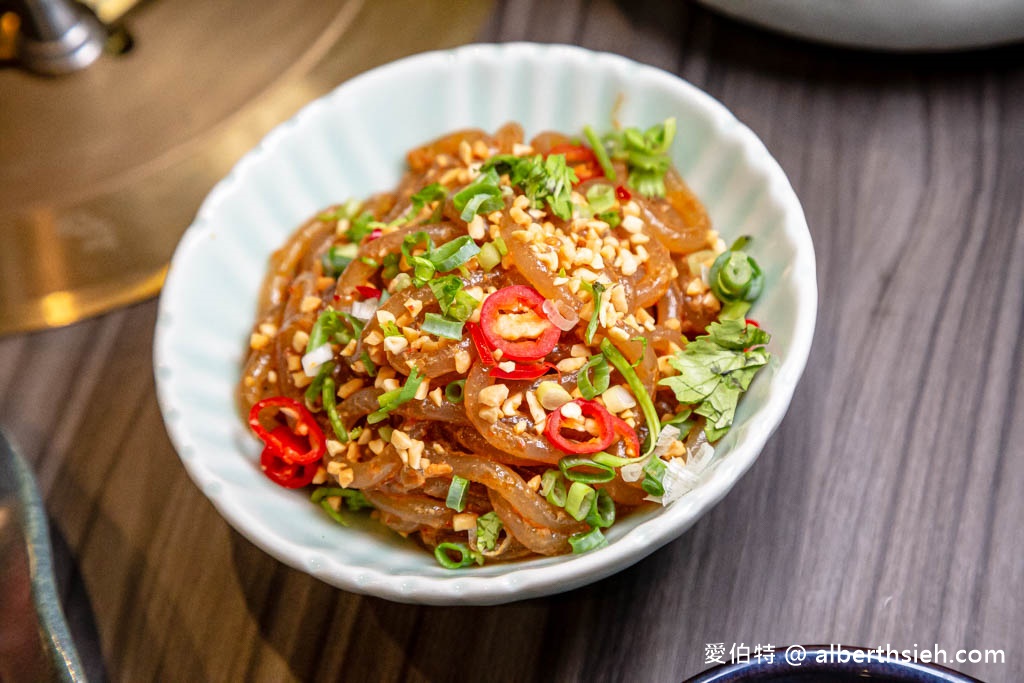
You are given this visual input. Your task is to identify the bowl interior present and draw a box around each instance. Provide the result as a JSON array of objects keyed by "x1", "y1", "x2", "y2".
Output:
[{"x1": 155, "y1": 43, "x2": 816, "y2": 604}]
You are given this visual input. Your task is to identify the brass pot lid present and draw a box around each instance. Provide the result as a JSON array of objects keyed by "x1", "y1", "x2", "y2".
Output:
[{"x1": 0, "y1": 0, "x2": 491, "y2": 335}]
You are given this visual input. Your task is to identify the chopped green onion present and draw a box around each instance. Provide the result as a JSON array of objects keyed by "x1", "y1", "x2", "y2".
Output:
[
  {"x1": 381, "y1": 252, "x2": 401, "y2": 280},
  {"x1": 444, "y1": 380, "x2": 466, "y2": 404},
  {"x1": 307, "y1": 310, "x2": 337, "y2": 351},
  {"x1": 422, "y1": 312, "x2": 465, "y2": 340},
  {"x1": 359, "y1": 350, "x2": 377, "y2": 377},
  {"x1": 730, "y1": 235, "x2": 750, "y2": 252},
  {"x1": 559, "y1": 456, "x2": 616, "y2": 484},
  {"x1": 576, "y1": 355, "x2": 610, "y2": 399},
  {"x1": 311, "y1": 487, "x2": 373, "y2": 526},
  {"x1": 427, "y1": 236, "x2": 480, "y2": 272},
  {"x1": 346, "y1": 211, "x2": 375, "y2": 243},
  {"x1": 592, "y1": 451, "x2": 644, "y2": 468},
  {"x1": 642, "y1": 475, "x2": 664, "y2": 497},
  {"x1": 581, "y1": 281, "x2": 605, "y2": 345},
  {"x1": 477, "y1": 242, "x2": 501, "y2": 271},
  {"x1": 584, "y1": 125, "x2": 616, "y2": 181},
  {"x1": 595, "y1": 210, "x2": 621, "y2": 228},
  {"x1": 322, "y1": 244, "x2": 357, "y2": 276},
  {"x1": 401, "y1": 183, "x2": 446, "y2": 224},
  {"x1": 586, "y1": 183, "x2": 616, "y2": 213},
  {"x1": 402, "y1": 231, "x2": 435, "y2": 263},
  {"x1": 475, "y1": 511, "x2": 502, "y2": 552},
  {"x1": 428, "y1": 275, "x2": 460, "y2": 308},
  {"x1": 427, "y1": 275, "x2": 479, "y2": 322},
  {"x1": 367, "y1": 368, "x2": 424, "y2": 423},
  {"x1": 449, "y1": 291, "x2": 479, "y2": 322},
  {"x1": 411, "y1": 256, "x2": 436, "y2": 287},
  {"x1": 445, "y1": 475, "x2": 469, "y2": 512},
  {"x1": 304, "y1": 361, "x2": 334, "y2": 405},
  {"x1": 381, "y1": 321, "x2": 402, "y2": 337},
  {"x1": 718, "y1": 300, "x2": 752, "y2": 321},
  {"x1": 312, "y1": 487, "x2": 373, "y2": 509},
  {"x1": 318, "y1": 198, "x2": 362, "y2": 223},
  {"x1": 390, "y1": 272, "x2": 413, "y2": 292},
  {"x1": 585, "y1": 488, "x2": 615, "y2": 528},
  {"x1": 709, "y1": 247, "x2": 764, "y2": 304},
  {"x1": 541, "y1": 469, "x2": 567, "y2": 507},
  {"x1": 316, "y1": 499, "x2": 349, "y2": 526},
  {"x1": 564, "y1": 481, "x2": 595, "y2": 521},
  {"x1": 359, "y1": 256, "x2": 378, "y2": 267},
  {"x1": 434, "y1": 542, "x2": 482, "y2": 569},
  {"x1": 569, "y1": 526, "x2": 608, "y2": 554},
  {"x1": 493, "y1": 237, "x2": 508, "y2": 255},
  {"x1": 322, "y1": 376, "x2": 348, "y2": 442},
  {"x1": 602, "y1": 118, "x2": 676, "y2": 197},
  {"x1": 338, "y1": 312, "x2": 365, "y2": 339},
  {"x1": 600, "y1": 338, "x2": 660, "y2": 456},
  {"x1": 453, "y1": 168, "x2": 504, "y2": 221},
  {"x1": 318, "y1": 202, "x2": 374, "y2": 244}
]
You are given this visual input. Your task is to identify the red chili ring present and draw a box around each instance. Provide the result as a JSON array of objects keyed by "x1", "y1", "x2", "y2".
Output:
[
  {"x1": 548, "y1": 143, "x2": 605, "y2": 185},
  {"x1": 260, "y1": 440, "x2": 318, "y2": 489},
  {"x1": 488, "y1": 361, "x2": 558, "y2": 380},
  {"x1": 248, "y1": 397, "x2": 326, "y2": 466},
  {"x1": 609, "y1": 414, "x2": 641, "y2": 459},
  {"x1": 466, "y1": 321, "x2": 496, "y2": 366},
  {"x1": 479, "y1": 285, "x2": 561, "y2": 362},
  {"x1": 544, "y1": 399, "x2": 616, "y2": 454}
]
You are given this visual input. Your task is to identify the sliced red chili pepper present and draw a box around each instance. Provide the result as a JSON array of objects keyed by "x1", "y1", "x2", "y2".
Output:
[
  {"x1": 480, "y1": 285, "x2": 561, "y2": 362},
  {"x1": 363, "y1": 228, "x2": 383, "y2": 244},
  {"x1": 488, "y1": 361, "x2": 557, "y2": 380},
  {"x1": 609, "y1": 414, "x2": 640, "y2": 459},
  {"x1": 356, "y1": 285, "x2": 382, "y2": 300},
  {"x1": 615, "y1": 185, "x2": 631, "y2": 201},
  {"x1": 544, "y1": 399, "x2": 615, "y2": 454},
  {"x1": 260, "y1": 435, "x2": 318, "y2": 489},
  {"x1": 466, "y1": 321, "x2": 496, "y2": 366},
  {"x1": 248, "y1": 396, "x2": 326, "y2": 466},
  {"x1": 548, "y1": 143, "x2": 604, "y2": 185},
  {"x1": 548, "y1": 143, "x2": 596, "y2": 164}
]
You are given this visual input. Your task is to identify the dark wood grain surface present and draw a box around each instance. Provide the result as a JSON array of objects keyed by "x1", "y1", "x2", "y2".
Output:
[{"x1": 2, "y1": 1, "x2": 1022, "y2": 681}]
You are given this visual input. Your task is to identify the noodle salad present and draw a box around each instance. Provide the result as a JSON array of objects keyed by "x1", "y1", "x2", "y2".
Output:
[{"x1": 239, "y1": 121, "x2": 770, "y2": 568}]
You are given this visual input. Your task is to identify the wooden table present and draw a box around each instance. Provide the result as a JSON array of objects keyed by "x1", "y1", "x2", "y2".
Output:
[{"x1": 2, "y1": 2, "x2": 1021, "y2": 681}]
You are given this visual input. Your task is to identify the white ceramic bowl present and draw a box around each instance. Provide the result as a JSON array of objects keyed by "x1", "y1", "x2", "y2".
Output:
[
  {"x1": 154, "y1": 43, "x2": 816, "y2": 605},
  {"x1": 697, "y1": 0, "x2": 1024, "y2": 51}
]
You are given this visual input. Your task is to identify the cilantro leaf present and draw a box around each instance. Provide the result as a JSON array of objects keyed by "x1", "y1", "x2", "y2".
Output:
[
  {"x1": 658, "y1": 320, "x2": 770, "y2": 442},
  {"x1": 481, "y1": 154, "x2": 577, "y2": 220}
]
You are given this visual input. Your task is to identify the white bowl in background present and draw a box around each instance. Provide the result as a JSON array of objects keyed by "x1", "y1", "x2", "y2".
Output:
[
  {"x1": 154, "y1": 43, "x2": 816, "y2": 605},
  {"x1": 698, "y1": 0, "x2": 1024, "y2": 51}
]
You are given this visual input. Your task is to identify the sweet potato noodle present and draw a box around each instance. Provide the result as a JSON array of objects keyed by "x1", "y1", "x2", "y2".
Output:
[{"x1": 239, "y1": 122, "x2": 739, "y2": 566}]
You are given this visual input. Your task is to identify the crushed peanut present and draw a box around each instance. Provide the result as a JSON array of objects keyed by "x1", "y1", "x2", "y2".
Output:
[{"x1": 479, "y1": 383, "x2": 510, "y2": 407}]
